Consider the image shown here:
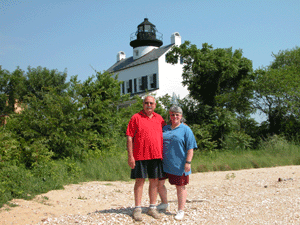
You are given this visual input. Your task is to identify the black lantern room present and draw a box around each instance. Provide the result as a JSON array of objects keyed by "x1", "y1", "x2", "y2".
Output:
[{"x1": 130, "y1": 18, "x2": 163, "y2": 48}]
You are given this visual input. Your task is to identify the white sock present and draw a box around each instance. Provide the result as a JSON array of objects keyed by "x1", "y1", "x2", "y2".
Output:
[{"x1": 150, "y1": 204, "x2": 156, "y2": 209}]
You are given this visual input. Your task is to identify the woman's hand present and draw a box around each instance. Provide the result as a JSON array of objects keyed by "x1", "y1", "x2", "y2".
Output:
[{"x1": 184, "y1": 163, "x2": 191, "y2": 172}]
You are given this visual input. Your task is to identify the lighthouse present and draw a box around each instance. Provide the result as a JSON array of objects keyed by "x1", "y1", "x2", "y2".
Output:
[
  {"x1": 130, "y1": 18, "x2": 163, "y2": 60},
  {"x1": 108, "y1": 18, "x2": 188, "y2": 99}
]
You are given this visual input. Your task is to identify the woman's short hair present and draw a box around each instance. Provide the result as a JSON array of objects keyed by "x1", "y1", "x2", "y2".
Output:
[
  {"x1": 169, "y1": 105, "x2": 186, "y2": 123},
  {"x1": 169, "y1": 105, "x2": 183, "y2": 114}
]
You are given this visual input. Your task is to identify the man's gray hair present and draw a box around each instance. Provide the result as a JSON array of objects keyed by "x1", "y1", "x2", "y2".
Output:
[
  {"x1": 143, "y1": 95, "x2": 156, "y2": 104},
  {"x1": 169, "y1": 105, "x2": 186, "y2": 123}
]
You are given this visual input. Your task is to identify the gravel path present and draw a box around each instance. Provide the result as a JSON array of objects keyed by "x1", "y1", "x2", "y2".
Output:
[{"x1": 1, "y1": 166, "x2": 300, "y2": 224}]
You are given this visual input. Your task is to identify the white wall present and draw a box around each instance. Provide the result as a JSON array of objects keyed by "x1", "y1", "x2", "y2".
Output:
[
  {"x1": 133, "y1": 46, "x2": 158, "y2": 60},
  {"x1": 115, "y1": 54, "x2": 189, "y2": 99},
  {"x1": 117, "y1": 60, "x2": 158, "y2": 81},
  {"x1": 155, "y1": 53, "x2": 189, "y2": 99},
  {"x1": 116, "y1": 60, "x2": 159, "y2": 95}
]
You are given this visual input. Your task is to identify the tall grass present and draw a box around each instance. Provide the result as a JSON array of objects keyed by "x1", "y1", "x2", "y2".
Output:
[
  {"x1": 1, "y1": 135, "x2": 300, "y2": 208},
  {"x1": 193, "y1": 135, "x2": 300, "y2": 173}
]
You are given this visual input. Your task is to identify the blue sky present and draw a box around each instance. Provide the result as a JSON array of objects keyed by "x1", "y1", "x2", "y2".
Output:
[
  {"x1": 1, "y1": 0, "x2": 299, "y2": 123},
  {"x1": 1, "y1": 0, "x2": 299, "y2": 83}
]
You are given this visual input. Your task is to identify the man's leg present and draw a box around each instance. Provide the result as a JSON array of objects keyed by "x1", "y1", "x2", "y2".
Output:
[
  {"x1": 147, "y1": 178, "x2": 161, "y2": 219},
  {"x1": 134, "y1": 178, "x2": 145, "y2": 206},
  {"x1": 149, "y1": 178, "x2": 159, "y2": 205},
  {"x1": 132, "y1": 178, "x2": 145, "y2": 221}
]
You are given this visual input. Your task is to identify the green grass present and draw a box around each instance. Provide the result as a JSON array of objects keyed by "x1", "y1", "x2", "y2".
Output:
[
  {"x1": 192, "y1": 135, "x2": 300, "y2": 173},
  {"x1": 1, "y1": 135, "x2": 300, "y2": 208}
]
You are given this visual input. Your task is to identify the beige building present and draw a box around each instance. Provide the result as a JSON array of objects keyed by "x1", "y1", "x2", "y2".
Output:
[{"x1": 0, "y1": 99, "x2": 23, "y2": 126}]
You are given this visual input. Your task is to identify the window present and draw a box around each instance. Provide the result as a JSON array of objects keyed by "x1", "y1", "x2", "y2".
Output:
[
  {"x1": 180, "y1": 56, "x2": 184, "y2": 64},
  {"x1": 150, "y1": 74, "x2": 157, "y2": 89},
  {"x1": 144, "y1": 25, "x2": 151, "y2": 32},
  {"x1": 127, "y1": 80, "x2": 132, "y2": 93},
  {"x1": 139, "y1": 76, "x2": 148, "y2": 91},
  {"x1": 134, "y1": 79, "x2": 137, "y2": 93},
  {"x1": 125, "y1": 81, "x2": 129, "y2": 93},
  {"x1": 138, "y1": 77, "x2": 142, "y2": 91},
  {"x1": 142, "y1": 76, "x2": 148, "y2": 91},
  {"x1": 121, "y1": 82, "x2": 125, "y2": 94},
  {"x1": 135, "y1": 50, "x2": 139, "y2": 57}
]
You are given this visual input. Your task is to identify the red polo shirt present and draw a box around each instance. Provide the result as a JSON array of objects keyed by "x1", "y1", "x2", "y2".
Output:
[{"x1": 126, "y1": 110, "x2": 166, "y2": 160}]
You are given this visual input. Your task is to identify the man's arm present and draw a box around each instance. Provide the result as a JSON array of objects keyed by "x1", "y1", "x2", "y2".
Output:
[{"x1": 127, "y1": 136, "x2": 135, "y2": 169}]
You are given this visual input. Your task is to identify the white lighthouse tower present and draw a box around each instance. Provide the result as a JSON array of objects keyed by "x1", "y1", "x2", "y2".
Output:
[{"x1": 108, "y1": 18, "x2": 188, "y2": 99}]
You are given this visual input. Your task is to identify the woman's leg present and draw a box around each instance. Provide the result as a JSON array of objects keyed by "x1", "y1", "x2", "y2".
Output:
[
  {"x1": 158, "y1": 179, "x2": 168, "y2": 204},
  {"x1": 176, "y1": 185, "x2": 187, "y2": 210}
]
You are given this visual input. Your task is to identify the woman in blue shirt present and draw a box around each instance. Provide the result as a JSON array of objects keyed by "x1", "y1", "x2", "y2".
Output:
[{"x1": 157, "y1": 105, "x2": 197, "y2": 220}]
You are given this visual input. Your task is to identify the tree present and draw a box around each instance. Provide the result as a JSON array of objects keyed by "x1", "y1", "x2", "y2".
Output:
[
  {"x1": 165, "y1": 41, "x2": 254, "y2": 148},
  {"x1": 25, "y1": 66, "x2": 69, "y2": 100},
  {"x1": 166, "y1": 41, "x2": 254, "y2": 115},
  {"x1": 4, "y1": 70, "x2": 126, "y2": 164},
  {"x1": 253, "y1": 46, "x2": 300, "y2": 134},
  {"x1": 0, "y1": 67, "x2": 27, "y2": 115},
  {"x1": 0, "y1": 66, "x2": 69, "y2": 115}
]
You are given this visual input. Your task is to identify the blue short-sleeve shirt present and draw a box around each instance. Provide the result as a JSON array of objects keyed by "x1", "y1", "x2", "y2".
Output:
[{"x1": 162, "y1": 123, "x2": 197, "y2": 176}]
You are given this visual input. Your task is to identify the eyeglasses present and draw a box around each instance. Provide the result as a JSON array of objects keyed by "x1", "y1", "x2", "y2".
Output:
[
  {"x1": 170, "y1": 113, "x2": 181, "y2": 117},
  {"x1": 144, "y1": 102, "x2": 154, "y2": 105}
]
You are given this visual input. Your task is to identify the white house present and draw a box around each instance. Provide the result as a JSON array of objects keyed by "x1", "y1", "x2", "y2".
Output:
[{"x1": 107, "y1": 18, "x2": 189, "y2": 100}]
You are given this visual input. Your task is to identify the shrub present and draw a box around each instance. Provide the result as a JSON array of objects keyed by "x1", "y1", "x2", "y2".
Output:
[
  {"x1": 221, "y1": 131, "x2": 254, "y2": 151},
  {"x1": 190, "y1": 124, "x2": 217, "y2": 152}
]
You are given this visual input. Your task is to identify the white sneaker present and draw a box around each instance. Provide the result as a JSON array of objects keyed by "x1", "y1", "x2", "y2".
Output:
[
  {"x1": 175, "y1": 210, "x2": 184, "y2": 220},
  {"x1": 156, "y1": 203, "x2": 168, "y2": 210}
]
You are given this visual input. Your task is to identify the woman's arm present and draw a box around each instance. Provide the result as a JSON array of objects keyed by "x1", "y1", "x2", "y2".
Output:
[{"x1": 184, "y1": 148, "x2": 194, "y2": 172}]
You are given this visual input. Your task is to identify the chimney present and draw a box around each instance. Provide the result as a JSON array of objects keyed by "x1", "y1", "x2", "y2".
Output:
[
  {"x1": 117, "y1": 51, "x2": 126, "y2": 62},
  {"x1": 171, "y1": 32, "x2": 181, "y2": 46}
]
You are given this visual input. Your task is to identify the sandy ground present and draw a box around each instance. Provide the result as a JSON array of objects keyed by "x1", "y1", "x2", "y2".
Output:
[{"x1": 1, "y1": 165, "x2": 300, "y2": 225}]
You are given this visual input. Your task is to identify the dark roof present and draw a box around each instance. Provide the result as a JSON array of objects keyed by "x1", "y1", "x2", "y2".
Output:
[{"x1": 107, "y1": 44, "x2": 174, "y2": 73}]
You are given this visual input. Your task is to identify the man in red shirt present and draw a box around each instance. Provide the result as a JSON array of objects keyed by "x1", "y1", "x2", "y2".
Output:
[{"x1": 126, "y1": 96, "x2": 165, "y2": 221}]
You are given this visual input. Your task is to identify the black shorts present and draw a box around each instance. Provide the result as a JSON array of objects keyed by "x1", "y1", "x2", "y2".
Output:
[{"x1": 131, "y1": 159, "x2": 164, "y2": 179}]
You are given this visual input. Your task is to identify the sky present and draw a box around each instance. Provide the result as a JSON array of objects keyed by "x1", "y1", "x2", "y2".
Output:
[
  {"x1": 0, "y1": 0, "x2": 299, "y2": 123},
  {"x1": 1, "y1": 0, "x2": 299, "y2": 82}
]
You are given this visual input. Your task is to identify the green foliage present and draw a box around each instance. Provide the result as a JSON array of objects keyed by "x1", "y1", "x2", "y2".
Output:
[
  {"x1": 258, "y1": 135, "x2": 290, "y2": 155},
  {"x1": 166, "y1": 41, "x2": 254, "y2": 115},
  {"x1": 0, "y1": 129, "x2": 21, "y2": 167},
  {"x1": 192, "y1": 137, "x2": 300, "y2": 173},
  {"x1": 189, "y1": 124, "x2": 217, "y2": 152},
  {"x1": 0, "y1": 66, "x2": 68, "y2": 115},
  {"x1": 26, "y1": 66, "x2": 68, "y2": 98},
  {"x1": 165, "y1": 41, "x2": 255, "y2": 147},
  {"x1": 0, "y1": 164, "x2": 33, "y2": 203},
  {"x1": 1, "y1": 43, "x2": 299, "y2": 209},
  {"x1": 253, "y1": 46, "x2": 300, "y2": 135},
  {"x1": 2, "y1": 69, "x2": 126, "y2": 164},
  {"x1": 221, "y1": 131, "x2": 254, "y2": 151}
]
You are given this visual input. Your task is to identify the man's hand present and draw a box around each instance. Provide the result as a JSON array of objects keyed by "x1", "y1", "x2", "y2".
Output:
[{"x1": 128, "y1": 156, "x2": 135, "y2": 169}]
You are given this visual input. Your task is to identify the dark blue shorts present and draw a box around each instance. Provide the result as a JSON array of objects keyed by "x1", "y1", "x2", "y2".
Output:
[{"x1": 131, "y1": 159, "x2": 164, "y2": 179}]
